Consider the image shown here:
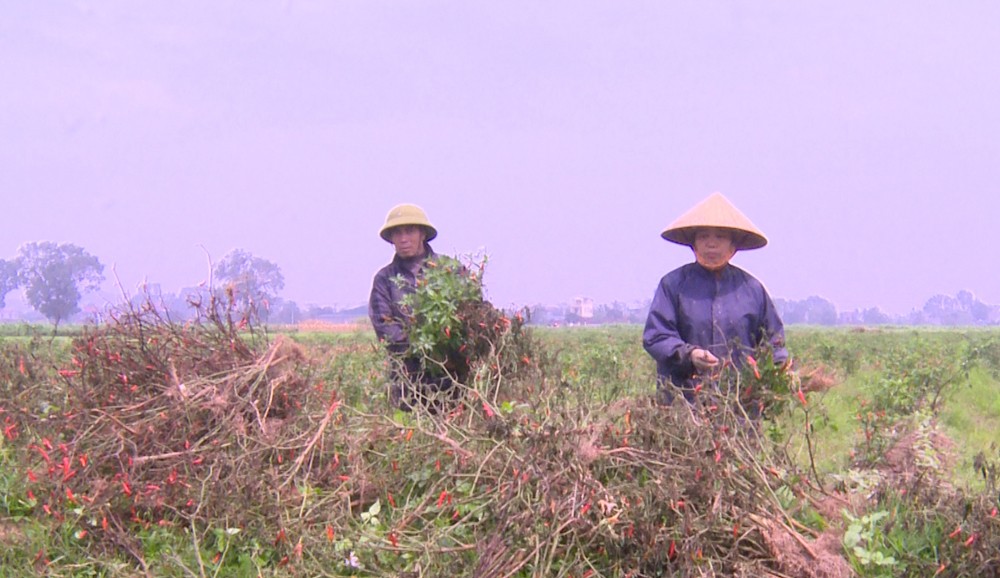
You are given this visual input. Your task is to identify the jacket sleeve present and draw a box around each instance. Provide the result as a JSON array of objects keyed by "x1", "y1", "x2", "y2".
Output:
[
  {"x1": 760, "y1": 290, "x2": 789, "y2": 366},
  {"x1": 643, "y1": 279, "x2": 695, "y2": 370},
  {"x1": 368, "y1": 272, "x2": 409, "y2": 354}
]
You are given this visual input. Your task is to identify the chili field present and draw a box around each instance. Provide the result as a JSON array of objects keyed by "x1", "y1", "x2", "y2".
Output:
[{"x1": 1, "y1": 316, "x2": 999, "y2": 577}]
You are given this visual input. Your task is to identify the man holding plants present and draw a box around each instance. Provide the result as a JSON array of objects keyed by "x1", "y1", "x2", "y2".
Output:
[
  {"x1": 643, "y1": 192, "x2": 788, "y2": 406},
  {"x1": 369, "y1": 203, "x2": 450, "y2": 410}
]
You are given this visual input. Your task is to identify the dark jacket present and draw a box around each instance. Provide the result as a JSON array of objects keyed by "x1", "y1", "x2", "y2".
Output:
[
  {"x1": 643, "y1": 262, "x2": 787, "y2": 391},
  {"x1": 368, "y1": 245, "x2": 436, "y2": 354}
]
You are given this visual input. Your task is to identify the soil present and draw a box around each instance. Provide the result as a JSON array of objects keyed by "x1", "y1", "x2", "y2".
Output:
[
  {"x1": 879, "y1": 427, "x2": 955, "y2": 488},
  {"x1": 0, "y1": 520, "x2": 24, "y2": 543},
  {"x1": 764, "y1": 519, "x2": 853, "y2": 578}
]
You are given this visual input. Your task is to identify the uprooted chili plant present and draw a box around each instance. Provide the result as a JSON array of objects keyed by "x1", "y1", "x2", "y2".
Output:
[{"x1": 1, "y1": 270, "x2": 999, "y2": 577}]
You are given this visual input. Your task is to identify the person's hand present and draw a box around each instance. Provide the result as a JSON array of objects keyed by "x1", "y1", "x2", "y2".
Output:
[{"x1": 690, "y1": 348, "x2": 719, "y2": 372}]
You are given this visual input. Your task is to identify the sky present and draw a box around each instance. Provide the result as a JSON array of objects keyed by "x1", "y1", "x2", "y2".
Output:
[{"x1": 3, "y1": 1, "x2": 999, "y2": 316}]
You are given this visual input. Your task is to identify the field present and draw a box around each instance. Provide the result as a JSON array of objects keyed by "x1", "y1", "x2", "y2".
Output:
[{"x1": 1, "y1": 312, "x2": 1000, "y2": 577}]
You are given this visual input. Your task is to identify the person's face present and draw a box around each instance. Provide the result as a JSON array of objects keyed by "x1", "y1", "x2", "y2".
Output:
[
  {"x1": 692, "y1": 228, "x2": 737, "y2": 271},
  {"x1": 389, "y1": 225, "x2": 428, "y2": 259}
]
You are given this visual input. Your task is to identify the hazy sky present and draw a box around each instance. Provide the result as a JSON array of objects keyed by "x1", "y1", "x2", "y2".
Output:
[{"x1": 3, "y1": 2, "x2": 999, "y2": 316}]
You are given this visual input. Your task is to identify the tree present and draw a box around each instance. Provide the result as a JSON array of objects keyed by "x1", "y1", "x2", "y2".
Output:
[
  {"x1": 14, "y1": 242, "x2": 105, "y2": 327},
  {"x1": 860, "y1": 307, "x2": 891, "y2": 325},
  {"x1": 922, "y1": 294, "x2": 969, "y2": 325},
  {"x1": 212, "y1": 249, "x2": 285, "y2": 319},
  {"x1": 0, "y1": 259, "x2": 18, "y2": 310}
]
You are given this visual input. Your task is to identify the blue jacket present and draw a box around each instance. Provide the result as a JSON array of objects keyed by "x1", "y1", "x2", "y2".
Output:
[
  {"x1": 368, "y1": 246, "x2": 436, "y2": 354},
  {"x1": 643, "y1": 262, "x2": 787, "y2": 389}
]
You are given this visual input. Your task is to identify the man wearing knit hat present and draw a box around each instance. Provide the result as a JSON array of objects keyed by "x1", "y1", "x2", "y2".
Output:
[
  {"x1": 369, "y1": 203, "x2": 448, "y2": 410},
  {"x1": 643, "y1": 193, "x2": 788, "y2": 406}
]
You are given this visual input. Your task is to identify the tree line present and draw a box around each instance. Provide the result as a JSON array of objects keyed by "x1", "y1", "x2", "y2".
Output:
[
  {"x1": 0, "y1": 243, "x2": 287, "y2": 328},
  {"x1": 3, "y1": 242, "x2": 998, "y2": 328},
  {"x1": 774, "y1": 290, "x2": 1000, "y2": 326}
]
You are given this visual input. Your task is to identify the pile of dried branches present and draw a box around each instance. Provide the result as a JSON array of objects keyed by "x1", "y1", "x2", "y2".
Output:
[
  {"x1": 7, "y1": 293, "x2": 330, "y2": 567},
  {"x1": 5, "y1": 290, "x2": 998, "y2": 576}
]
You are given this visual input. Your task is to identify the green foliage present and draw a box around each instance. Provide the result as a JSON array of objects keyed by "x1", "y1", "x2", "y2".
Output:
[
  {"x1": 541, "y1": 326, "x2": 652, "y2": 403},
  {"x1": 843, "y1": 510, "x2": 899, "y2": 576},
  {"x1": 737, "y1": 344, "x2": 799, "y2": 419},
  {"x1": 397, "y1": 254, "x2": 484, "y2": 374}
]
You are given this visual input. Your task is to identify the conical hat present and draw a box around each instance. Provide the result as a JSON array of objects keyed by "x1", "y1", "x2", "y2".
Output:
[{"x1": 661, "y1": 192, "x2": 768, "y2": 250}]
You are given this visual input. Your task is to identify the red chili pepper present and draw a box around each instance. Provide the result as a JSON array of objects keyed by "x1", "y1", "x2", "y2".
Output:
[
  {"x1": 948, "y1": 525, "x2": 962, "y2": 539},
  {"x1": 388, "y1": 532, "x2": 398, "y2": 548},
  {"x1": 668, "y1": 539, "x2": 677, "y2": 560},
  {"x1": 797, "y1": 389, "x2": 808, "y2": 406},
  {"x1": 326, "y1": 525, "x2": 335, "y2": 542}
]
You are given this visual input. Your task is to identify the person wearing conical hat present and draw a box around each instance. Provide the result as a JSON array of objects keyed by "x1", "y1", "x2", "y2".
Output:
[
  {"x1": 643, "y1": 193, "x2": 788, "y2": 405},
  {"x1": 369, "y1": 203, "x2": 446, "y2": 410}
]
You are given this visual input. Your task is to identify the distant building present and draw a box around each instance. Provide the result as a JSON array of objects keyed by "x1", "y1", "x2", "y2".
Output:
[{"x1": 572, "y1": 297, "x2": 594, "y2": 319}]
